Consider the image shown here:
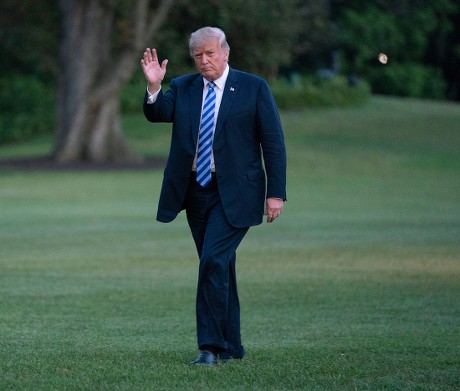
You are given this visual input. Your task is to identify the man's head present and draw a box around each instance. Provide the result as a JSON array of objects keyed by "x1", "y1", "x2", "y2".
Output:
[{"x1": 189, "y1": 27, "x2": 230, "y2": 81}]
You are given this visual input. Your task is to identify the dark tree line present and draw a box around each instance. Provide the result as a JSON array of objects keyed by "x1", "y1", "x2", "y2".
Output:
[
  {"x1": 331, "y1": 0, "x2": 460, "y2": 100},
  {"x1": 1, "y1": 0, "x2": 459, "y2": 162}
]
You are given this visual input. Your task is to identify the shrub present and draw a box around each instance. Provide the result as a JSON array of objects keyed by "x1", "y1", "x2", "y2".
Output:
[
  {"x1": 271, "y1": 75, "x2": 370, "y2": 109},
  {"x1": 121, "y1": 73, "x2": 370, "y2": 114},
  {"x1": 120, "y1": 76, "x2": 149, "y2": 114},
  {"x1": 368, "y1": 63, "x2": 447, "y2": 99},
  {"x1": 0, "y1": 76, "x2": 55, "y2": 144}
]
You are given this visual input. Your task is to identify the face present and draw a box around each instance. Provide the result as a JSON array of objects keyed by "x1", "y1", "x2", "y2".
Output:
[{"x1": 192, "y1": 38, "x2": 229, "y2": 81}]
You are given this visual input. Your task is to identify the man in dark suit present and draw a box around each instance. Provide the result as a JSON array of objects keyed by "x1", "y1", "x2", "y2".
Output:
[{"x1": 140, "y1": 26, "x2": 286, "y2": 366}]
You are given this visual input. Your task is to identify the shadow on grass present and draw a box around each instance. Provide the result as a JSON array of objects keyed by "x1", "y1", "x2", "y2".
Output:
[{"x1": 0, "y1": 155, "x2": 166, "y2": 171}]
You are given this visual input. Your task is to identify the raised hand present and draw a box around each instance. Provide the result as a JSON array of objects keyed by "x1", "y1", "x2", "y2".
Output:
[{"x1": 140, "y1": 48, "x2": 168, "y2": 93}]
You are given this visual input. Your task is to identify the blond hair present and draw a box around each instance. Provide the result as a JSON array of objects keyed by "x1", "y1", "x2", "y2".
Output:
[{"x1": 189, "y1": 27, "x2": 230, "y2": 57}]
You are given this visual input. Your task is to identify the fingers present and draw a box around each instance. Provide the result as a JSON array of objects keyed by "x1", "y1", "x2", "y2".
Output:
[
  {"x1": 140, "y1": 49, "x2": 169, "y2": 75},
  {"x1": 141, "y1": 48, "x2": 157, "y2": 66},
  {"x1": 265, "y1": 205, "x2": 282, "y2": 223},
  {"x1": 266, "y1": 209, "x2": 281, "y2": 223},
  {"x1": 144, "y1": 48, "x2": 154, "y2": 63},
  {"x1": 140, "y1": 52, "x2": 148, "y2": 69},
  {"x1": 148, "y1": 48, "x2": 156, "y2": 63},
  {"x1": 265, "y1": 198, "x2": 284, "y2": 223}
]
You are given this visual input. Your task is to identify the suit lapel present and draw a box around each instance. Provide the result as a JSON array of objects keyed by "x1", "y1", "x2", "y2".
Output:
[
  {"x1": 189, "y1": 76, "x2": 204, "y2": 148},
  {"x1": 215, "y1": 68, "x2": 239, "y2": 139}
]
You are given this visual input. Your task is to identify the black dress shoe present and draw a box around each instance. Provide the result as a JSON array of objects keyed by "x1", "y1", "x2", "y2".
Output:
[{"x1": 190, "y1": 350, "x2": 218, "y2": 366}]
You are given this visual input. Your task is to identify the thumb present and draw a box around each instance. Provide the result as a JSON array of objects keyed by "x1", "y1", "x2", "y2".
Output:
[{"x1": 161, "y1": 59, "x2": 169, "y2": 70}]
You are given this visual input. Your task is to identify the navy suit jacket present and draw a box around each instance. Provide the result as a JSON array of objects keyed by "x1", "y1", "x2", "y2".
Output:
[{"x1": 143, "y1": 68, "x2": 287, "y2": 228}]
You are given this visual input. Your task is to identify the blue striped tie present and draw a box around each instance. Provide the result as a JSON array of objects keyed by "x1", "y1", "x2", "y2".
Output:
[{"x1": 196, "y1": 82, "x2": 216, "y2": 187}]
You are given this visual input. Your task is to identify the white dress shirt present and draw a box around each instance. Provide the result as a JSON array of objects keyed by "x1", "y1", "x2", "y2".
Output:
[{"x1": 146, "y1": 65, "x2": 230, "y2": 172}]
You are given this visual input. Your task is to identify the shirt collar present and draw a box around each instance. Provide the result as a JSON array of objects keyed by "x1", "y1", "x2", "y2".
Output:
[{"x1": 203, "y1": 64, "x2": 229, "y2": 91}]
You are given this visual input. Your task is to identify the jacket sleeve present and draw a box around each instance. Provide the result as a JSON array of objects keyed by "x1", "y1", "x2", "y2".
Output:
[
  {"x1": 257, "y1": 80, "x2": 287, "y2": 201},
  {"x1": 143, "y1": 80, "x2": 177, "y2": 123}
]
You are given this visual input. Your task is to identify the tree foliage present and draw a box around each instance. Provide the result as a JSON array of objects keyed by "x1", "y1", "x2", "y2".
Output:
[
  {"x1": 145, "y1": 0, "x2": 309, "y2": 81},
  {"x1": 0, "y1": 0, "x2": 59, "y2": 80},
  {"x1": 0, "y1": 0, "x2": 59, "y2": 143},
  {"x1": 0, "y1": 0, "x2": 459, "y2": 152},
  {"x1": 334, "y1": 0, "x2": 459, "y2": 98}
]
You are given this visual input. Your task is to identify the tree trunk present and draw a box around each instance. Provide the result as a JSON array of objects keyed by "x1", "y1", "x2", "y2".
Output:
[
  {"x1": 53, "y1": 0, "x2": 174, "y2": 163},
  {"x1": 56, "y1": 93, "x2": 133, "y2": 162}
]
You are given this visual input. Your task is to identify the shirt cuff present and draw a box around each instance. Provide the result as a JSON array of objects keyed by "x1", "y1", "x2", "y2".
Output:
[{"x1": 146, "y1": 86, "x2": 161, "y2": 104}]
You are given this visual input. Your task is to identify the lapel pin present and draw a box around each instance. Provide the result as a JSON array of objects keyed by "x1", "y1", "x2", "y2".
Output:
[{"x1": 230, "y1": 87, "x2": 235, "y2": 92}]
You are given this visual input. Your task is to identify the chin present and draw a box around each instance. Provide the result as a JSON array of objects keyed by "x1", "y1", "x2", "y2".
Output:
[{"x1": 202, "y1": 72, "x2": 215, "y2": 80}]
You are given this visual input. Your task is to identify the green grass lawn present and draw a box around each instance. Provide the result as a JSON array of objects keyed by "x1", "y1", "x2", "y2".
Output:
[{"x1": 1, "y1": 96, "x2": 459, "y2": 390}]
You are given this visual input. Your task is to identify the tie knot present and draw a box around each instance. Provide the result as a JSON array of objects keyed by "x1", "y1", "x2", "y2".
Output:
[{"x1": 208, "y1": 82, "x2": 216, "y2": 90}]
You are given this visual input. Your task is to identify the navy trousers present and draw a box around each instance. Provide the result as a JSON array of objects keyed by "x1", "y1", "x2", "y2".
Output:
[{"x1": 184, "y1": 173, "x2": 249, "y2": 358}]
